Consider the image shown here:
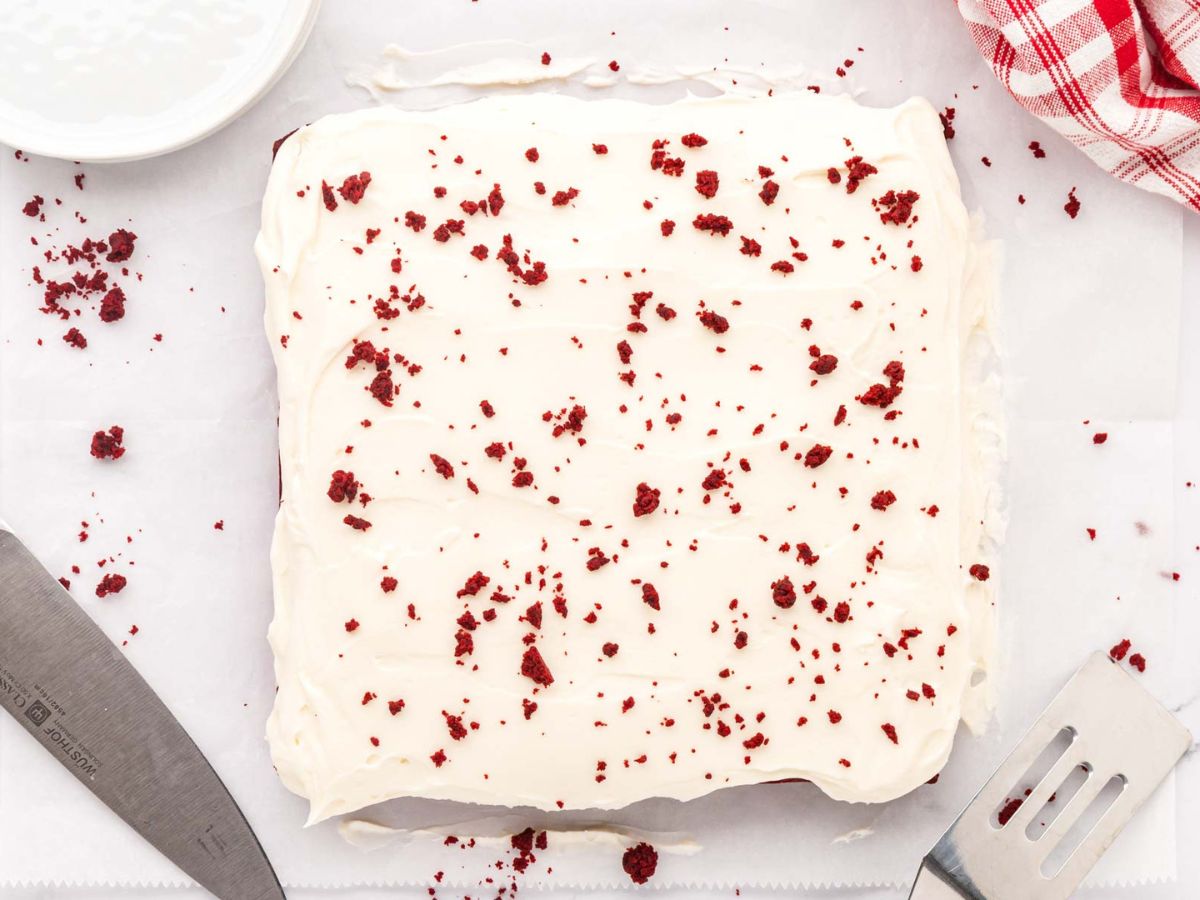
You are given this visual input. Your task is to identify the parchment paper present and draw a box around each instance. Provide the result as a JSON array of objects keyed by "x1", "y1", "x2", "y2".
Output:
[{"x1": 0, "y1": 0, "x2": 1192, "y2": 892}]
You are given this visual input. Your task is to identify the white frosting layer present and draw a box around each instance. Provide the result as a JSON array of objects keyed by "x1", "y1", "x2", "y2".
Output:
[{"x1": 257, "y1": 93, "x2": 995, "y2": 824}]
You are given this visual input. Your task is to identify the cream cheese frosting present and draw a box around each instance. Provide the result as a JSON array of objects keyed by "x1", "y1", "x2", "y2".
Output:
[{"x1": 257, "y1": 92, "x2": 996, "y2": 824}]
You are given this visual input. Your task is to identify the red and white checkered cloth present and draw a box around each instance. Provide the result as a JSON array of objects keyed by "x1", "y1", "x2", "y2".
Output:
[{"x1": 957, "y1": 0, "x2": 1200, "y2": 212}]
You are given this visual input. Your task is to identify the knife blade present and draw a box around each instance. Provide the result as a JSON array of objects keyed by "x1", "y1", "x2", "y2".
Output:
[{"x1": 0, "y1": 523, "x2": 284, "y2": 900}]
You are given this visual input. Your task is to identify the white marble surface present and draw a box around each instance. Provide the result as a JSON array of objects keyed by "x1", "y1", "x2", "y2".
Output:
[{"x1": 2, "y1": 0, "x2": 1198, "y2": 896}]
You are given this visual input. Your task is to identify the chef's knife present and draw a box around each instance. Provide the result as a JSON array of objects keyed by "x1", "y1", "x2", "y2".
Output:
[{"x1": 0, "y1": 521, "x2": 284, "y2": 899}]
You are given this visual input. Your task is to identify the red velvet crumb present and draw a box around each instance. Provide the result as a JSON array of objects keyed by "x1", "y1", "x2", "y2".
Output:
[
  {"x1": 694, "y1": 170, "x2": 719, "y2": 198},
  {"x1": 99, "y1": 286, "x2": 126, "y2": 322},
  {"x1": 698, "y1": 309, "x2": 729, "y2": 334},
  {"x1": 338, "y1": 171, "x2": 372, "y2": 204},
  {"x1": 430, "y1": 454, "x2": 455, "y2": 479},
  {"x1": 772, "y1": 575, "x2": 797, "y2": 609},
  {"x1": 1064, "y1": 188, "x2": 1081, "y2": 219},
  {"x1": 105, "y1": 229, "x2": 138, "y2": 263},
  {"x1": 804, "y1": 444, "x2": 832, "y2": 468},
  {"x1": 642, "y1": 583, "x2": 661, "y2": 610},
  {"x1": 95, "y1": 573, "x2": 127, "y2": 598},
  {"x1": 90, "y1": 426, "x2": 126, "y2": 460},
  {"x1": 870, "y1": 490, "x2": 896, "y2": 511},
  {"x1": 520, "y1": 646, "x2": 554, "y2": 686},
  {"x1": 693, "y1": 213, "x2": 733, "y2": 236},
  {"x1": 633, "y1": 482, "x2": 661, "y2": 517},
  {"x1": 327, "y1": 470, "x2": 359, "y2": 503},
  {"x1": 622, "y1": 842, "x2": 658, "y2": 885}
]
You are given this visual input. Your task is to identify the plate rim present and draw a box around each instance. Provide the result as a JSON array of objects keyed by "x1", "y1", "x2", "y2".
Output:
[{"x1": 0, "y1": 0, "x2": 322, "y2": 163}]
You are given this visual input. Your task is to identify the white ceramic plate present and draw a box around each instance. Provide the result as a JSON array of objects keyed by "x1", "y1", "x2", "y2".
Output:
[{"x1": 0, "y1": 0, "x2": 320, "y2": 162}]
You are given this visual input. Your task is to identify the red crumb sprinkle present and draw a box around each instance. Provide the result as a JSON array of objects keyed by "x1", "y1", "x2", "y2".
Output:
[
  {"x1": 622, "y1": 842, "x2": 658, "y2": 884},
  {"x1": 551, "y1": 187, "x2": 580, "y2": 206},
  {"x1": 343, "y1": 514, "x2": 372, "y2": 531},
  {"x1": 843, "y1": 156, "x2": 878, "y2": 194},
  {"x1": 320, "y1": 181, "x2": 338, "y2": 211},
  {"x1": 1129, "y1": 652, "x2": 1147, "y2": 673},
  {"x1": 881, "y1": 723, "x2": 899, "y2": 744},
  {"x1": 998, "y1": 797, "x2": 1023, "y2": 826},
  {"x1": 940, "y1": 107, "x2": 956, "y2": 139},
  {"x1": 95, "y1": 573, "x2": 127, "y2": 598},
  {"x1": 1109, "y1": 638, "x2": 1131, "y2": 660},
  {"x1": 870, "y1": 490, "x2": 897, "y2": 511},
  {"x1": 609, "y1": 59, "x2": 620, "y2": 71},
  {"x1": 1093, "y1": 432, "x2": 1108, "y2": 444},
  {"x1": 694, "y1": 170, "x2": 719, "y2": 198},
  {"x1": 541, "y1": 52, "x2": 551, "y2": 65},
  {"x1": 99, "y1": 286, "x2": 126, "y2": 322},
  {"x1": 810, "y1": 354, "x2": 838, "y2": 375},
  {"x1": 63, "y1": 328, "x2": 88, "y2": 349},
  {"x1": 759, "y1": 180, "x2": 779, "y2": 205},
  {"x1": 1064, "y1": 187, "x2": 1081, "y2": 219},
  {"x1": 90, "y1": 426, "x2": 126, "y2": 460},
  {"x1": 633, "y1": 482, "x2": 661, "y2": 517},
  {"x1": 681, "y1": 133, "x2": 708, "y2": 147},
  {"x1": 525, "y1": 147, "x2": 540, "y2": 163},
  {"x1": 381, "y1": 576, "x2": 398, "y2": 593},
  {"x1": 858, "y1": 360, "x2": 906, "y2": 409},
  {"x1": 520, "y1": 646, "x2": 554, "y2": 686},
  {"x1": 344, "y1": 618, "x2": 360, "y2": 632},
  {"x1": 430, "y1": 749, "x2": 447, "y2": 767},
  {"x1": 804, "y1": 444, "x2": 833, "y2": 468},
  {"x1": 1029, "y1": 141, "x2": 1046, "y2": 159},
  {"x1": 457, "y1": 571, "x2": 490, "y2": 597},
  {"x1": 602, "y1": 642, "x2": 619, "y2": 657},
  {"x1": 642, "y1": 583, "x2": 661, "y2": 610},
  {"x1": 693, "y1": 213, "x2": 733, "y2": 236},
  {"x1": 698, "y1": 309, "x2": 730, "y2": 334},
  {"x1": 105, "y1": 229, "x2": 138, "y2": 263},
  {"x1": 874, "y1": 189, "x2": 920, "y2": 225},
  {"x1": 338, "y1": 171, "x2": 372, "y2": 204},
  {"x1": 429, "y1": 454, "x2": 455, "y2": 479},
  {"x1": 772, "y1": 575, "x2": 797, "y2": 609},
  {"x1": 968, "y1": 564, "x2": 990, "y2": 581},
  {"x1": 660, "y1": 219, "x2": 676, "y2": 236},
  {"x1": 327, "y1": 469, "x2": 359, "y2": 503},
  {"x1": 592, "y1": 143, "x2": 608, "y2": 155}
]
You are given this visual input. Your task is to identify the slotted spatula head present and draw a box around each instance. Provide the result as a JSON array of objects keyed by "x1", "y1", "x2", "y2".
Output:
[{"x1": 909, "y1": 652, "x2": 1192, "y2": 900}]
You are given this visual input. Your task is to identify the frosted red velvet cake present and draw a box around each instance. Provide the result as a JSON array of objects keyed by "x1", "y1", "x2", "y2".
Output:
[{"x1": 257, "y1": 93, "x2": 995, "y2": 823}]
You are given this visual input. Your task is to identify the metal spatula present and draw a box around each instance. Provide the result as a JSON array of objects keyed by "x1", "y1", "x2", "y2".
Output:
[{"x1": 909, "y1": 652, "x2": 1192, "y2": 899}]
